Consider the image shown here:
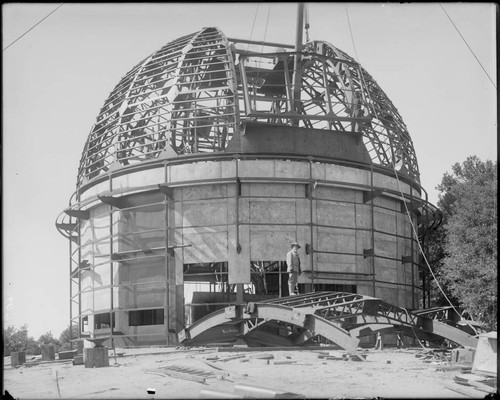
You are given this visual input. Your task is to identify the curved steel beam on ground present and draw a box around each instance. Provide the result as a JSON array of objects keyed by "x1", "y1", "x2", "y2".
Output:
[
  {"x1": 178, "y1": 308, "x2": 229, "y2": 342},
  {"x1": 242, "y1": 326, "x2": 296, "y2": 347},
  {"x1": 179, "y1": 302, "x2": 358, "y2": 351},
  {"x1": 242, "y1": 303, "x2": 358, "y2": 351},
  {"x1": 346, "y1": 315, "x2": 478, "y2": 348},
  {"x1": 301, "y1": 314, "x2": 359, "y2": 351},
  {"x1": 179, "y1": 293, "x2": 477, "y2": 349},
  {"x1": 420, "y1": 319, "x2": 478, "y2": 348}
]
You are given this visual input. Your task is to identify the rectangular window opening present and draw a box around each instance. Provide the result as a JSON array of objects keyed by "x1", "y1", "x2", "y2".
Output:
[
  {"x1": 308, "y1": 283, "x2": 357, "y2": 293},
  {"x1": 128, "y1": 309, "x2": 164, "y2": 327},
  {"x1": 94, "y1": 312, "x2": 115, "y2": 330},
  {"x1": 81, "y1": 316, "x2": 89, "y2": 334}
]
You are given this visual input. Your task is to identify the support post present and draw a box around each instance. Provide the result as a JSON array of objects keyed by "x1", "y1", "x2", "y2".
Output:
[
  {"x1": 369, "y1": 165, "x2": 376, "y2": 297},
  {"x1": 308, "y1": 159, "x2": 315, "y2": 290},
  {"x1": 164, "y1": 186, "x2": 178, "y2": 345},
  {"x1": 292, "y1": 2, "x2": 305, "y2": 126}
]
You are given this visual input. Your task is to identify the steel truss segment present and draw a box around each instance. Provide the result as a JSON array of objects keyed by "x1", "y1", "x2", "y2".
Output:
[
  {"x1": 262, "y1": 291, "x2": 366, "y2": 308},
  {"x1": 303, "y1": 314, "x2": 359, "y2": 352},
  {"x1": 240, "y1": 304, "x2": 358, "y2": 351},
  {"x1": 179, "y1": 292, "x2": 480, "y2": 349}
]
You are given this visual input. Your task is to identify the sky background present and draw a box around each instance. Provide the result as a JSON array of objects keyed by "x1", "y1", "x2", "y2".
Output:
[{"x1": 3, "y1": 3, "x2": 497, "y2": 339}]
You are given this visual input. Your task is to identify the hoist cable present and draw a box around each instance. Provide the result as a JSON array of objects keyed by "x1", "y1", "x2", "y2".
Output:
[
  {"x1": 345, "y1": 7, "x2": 360, "y2": 63},
  {"x1": 247, "y1": 3, "x2": 261, "y2": 51},
  {"x1": 304, "y1": 3, "x2": 310, "y2": 43},
  {"x1": 344, "y1": 5, "x2": 479, "y2": 335},
  {"x1": 261, "y1": 3, "x2": 272, "y2": 48},
  {"x1": 3, "y1": 3, "x2": 64, "y2": 51},
  {"x1": 439, "y1": 3, "x2": 496, "y2": 89}
]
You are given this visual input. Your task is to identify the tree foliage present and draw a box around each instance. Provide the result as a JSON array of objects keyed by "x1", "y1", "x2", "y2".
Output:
[
  {"x1": 434, "y1": 156, "x2": 497, "y2": 330},
  {"x1": 3, "y1": 325, "x2": 40, "y2": 356},
  {"x1": 38, "y1": 331, "x2": 61, "y2": 350},
  {"x1": 3, "y1": 323, "x2": 79, "y2": 356},
  {"x1": 58, "y1": 324, "x2": 79, "y2": 351}
]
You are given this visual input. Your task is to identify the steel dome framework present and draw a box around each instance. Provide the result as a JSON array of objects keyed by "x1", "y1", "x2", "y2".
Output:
[
  {"x1": 79, "y1": 27, "x2": 418, "y2": 186},
  {"x1": 57, "y1": 26, "x2": 450, "y2": 348}
]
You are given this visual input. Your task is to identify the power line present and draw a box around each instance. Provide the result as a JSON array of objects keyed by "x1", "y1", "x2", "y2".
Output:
[
  {"x1": 344, "y1": 5, "x2": 479, "y2": 331},
  {"x1": 262, "y1": 3, "x2": 272, "y2": 44},
  {"x1": 247, "y1": 3, "x2": 261, "y2": 51},
  {"x1": 3, "y1": 3, "x2": 64, "y2": 52},
  {"x1": 259, "y1": 2, "x2": 272, "y2": 55},
  {"x1": 439, "y1": 3, "x2": 496, "y2": 89},
  {"x1": 345, "y1": 7, "x2": 361, "y2": 64}
]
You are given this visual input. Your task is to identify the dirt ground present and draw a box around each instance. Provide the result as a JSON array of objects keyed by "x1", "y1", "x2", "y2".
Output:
[{"x1": 3, "y1": 346, "x2": 496, "y2": 399}]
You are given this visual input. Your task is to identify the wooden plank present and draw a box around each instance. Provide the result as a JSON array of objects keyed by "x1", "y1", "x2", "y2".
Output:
[
  {"x1": 144, "y1": 368, "x2": 206, "y2": 383},
  {"x1": 468, "y1": 380, "x2": 497, "y2": 394},
  {"x1": 443, "y1": 383, "x2": 485, "y2": 398}
]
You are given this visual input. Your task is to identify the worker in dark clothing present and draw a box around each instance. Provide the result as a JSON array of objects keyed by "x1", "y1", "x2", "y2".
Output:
[
  {"x1": 352, "y1": 91, "x2": 363, "y2": 133},
  {"x1": 286, "y1": 243, "x2": 302, "y2": 295}
]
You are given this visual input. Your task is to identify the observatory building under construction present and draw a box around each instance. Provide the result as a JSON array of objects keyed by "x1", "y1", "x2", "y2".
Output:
[{"x1": 57, "y1": 26, "x2": 451, "y2": 348}]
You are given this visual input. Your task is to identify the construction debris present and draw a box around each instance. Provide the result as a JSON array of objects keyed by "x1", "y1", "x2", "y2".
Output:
[
  {"x1": 269, "y1": 360, "x2": 297, "y2": 365},
  {"x1": 199, "y1": 389, "x2": 244, "y2": 399},
  {"x1": 317, "y1": 354, "x2": 342, "y2": 360},
  {"x1": 144, "y1": 364, "x2": 224, "y2": 384},
  {"x1": 216, "y1": 354, "x2": 247, "y2": 362},
  {"x1": 450, "y1": 347, "x2": 475, "y2": 364},
  {"x1": 233, "y1": 383, "x2": 304, "y2": 399},
  {"x1": 454, "y1": 373, "x2": 497, "y2": 394},
  {"x1": 347, "y1": 353, "x2": 367, "y2": 362},
  {"x1": 415, "y1": 349, "x2": 451, "y2": 363},
  {"x1": 247, "y1": 353, "x2": 274, "y2": 360},
  {"x1": 7, "y1": 346, "x2": 492, "y2": 399}
]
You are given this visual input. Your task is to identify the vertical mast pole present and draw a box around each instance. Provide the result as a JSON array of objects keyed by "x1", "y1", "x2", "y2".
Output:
[{"x1": 292, "y1": 2, "x2": 305, "y2": 126}]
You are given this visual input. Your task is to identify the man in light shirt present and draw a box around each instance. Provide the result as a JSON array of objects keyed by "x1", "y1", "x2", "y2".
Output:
[{"x1": 286, "y1": 243, "x2": 302, "y2": 296}]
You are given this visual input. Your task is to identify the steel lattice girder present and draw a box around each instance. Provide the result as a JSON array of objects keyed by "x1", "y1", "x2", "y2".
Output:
[
  {"x1": 77, "y1": 28, "x2": 422, "y2": 187},
  {"x1": 178, "y1": 292, "x2": 479, "y2": 349}
]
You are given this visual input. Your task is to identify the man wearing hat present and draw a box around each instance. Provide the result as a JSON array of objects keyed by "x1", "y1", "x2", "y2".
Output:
[{"x1": 286, "y1": 242, "x2": 302, "y2": 295}]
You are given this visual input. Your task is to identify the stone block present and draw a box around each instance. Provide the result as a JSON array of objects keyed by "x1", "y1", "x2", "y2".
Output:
[
  {"x1": 58, "y1": 350, "x2": 78, "y2": 360},
  {"x1": 83, "y1": 347, "x2": 110, "y2": 368},
  {"x1": 41, "y1": 345, "x2": 56, "y2": 361},
  {"x1": 73, "y1": 355, "x2": 84, "y2": 365},
  {"x1": 451, "y1": 347, "x2": 475, "y2": 364},
  {"x1": 11, "y1": 351, "x2": 26, "y2": 367},
  {"x1": 472, "y1": 332, "x2": 497, "y2": 376}
]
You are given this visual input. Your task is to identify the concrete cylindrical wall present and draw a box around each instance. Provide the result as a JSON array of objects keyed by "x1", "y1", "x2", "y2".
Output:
[{"x1": 70, "y1": 154, "x2": 421, "y2": 346}]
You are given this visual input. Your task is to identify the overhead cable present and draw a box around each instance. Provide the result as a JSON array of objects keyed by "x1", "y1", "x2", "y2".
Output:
[
  {"x1": 247, "y1": 3, "x2": 261, "y2": 51},
  {"x1": 262, "y1": 3, "x2": 272, "y2": 48},
  {"x1": 3, "y1": 3, "x2": 64, "y2": 51},
  {"x1": 439, "y1": 3, "x2": 496, "y2": 89},
  {"x1": 345, "y1": 7, "x2": 360, "y2": 63},
  {"x1": 345, "y1": 5, "x2": 478, "y2": 333},
  {"x1": 304, "y1": 3, "x2": 310, "y2": 43}
]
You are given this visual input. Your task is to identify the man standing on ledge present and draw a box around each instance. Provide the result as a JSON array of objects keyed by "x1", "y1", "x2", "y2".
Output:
[{"x1": 286, "y1": 243, "x2": 302, "y2": 296}]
